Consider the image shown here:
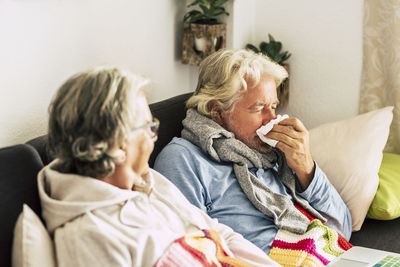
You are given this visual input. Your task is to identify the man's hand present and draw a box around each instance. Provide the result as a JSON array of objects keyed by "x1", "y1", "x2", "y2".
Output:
[{"x1": 265, "y1": 117, "x2": 315, "y2": 190}]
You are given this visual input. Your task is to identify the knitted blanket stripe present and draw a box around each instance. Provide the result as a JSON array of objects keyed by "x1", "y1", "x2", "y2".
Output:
[
  {"x1": 269, "y1": 247, "x2": 325, "y2": 266},
  {"x1": 155, "y1": 229, "x2": 252, "y2": 267},
  {"x1": 337, "y1": 234, "x2": 353, "y2": 251},
  {"x1": 294, "y1": 203, "x2": 352, "y2": 252},
  {"x1": 269, "y1": 220, "x2": 352, "y2": 267},
  {"x1": 294, "y1": 203, "x2": 317, "y2": 221}
]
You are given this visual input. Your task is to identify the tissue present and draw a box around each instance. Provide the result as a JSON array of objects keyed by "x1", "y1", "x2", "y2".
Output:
[{"x1": 256, "y1": 114, "x2": 289, "y2": 147}]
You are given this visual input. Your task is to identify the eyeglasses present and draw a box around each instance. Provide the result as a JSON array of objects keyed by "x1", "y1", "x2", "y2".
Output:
[{"x1": 131, "y1": 118, "x2": 160, "y2": 138}]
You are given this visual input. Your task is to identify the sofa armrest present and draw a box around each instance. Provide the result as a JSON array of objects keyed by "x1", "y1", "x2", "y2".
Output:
[{"x1": 0, "y1": 144, "x2": 44, "y2": 267}]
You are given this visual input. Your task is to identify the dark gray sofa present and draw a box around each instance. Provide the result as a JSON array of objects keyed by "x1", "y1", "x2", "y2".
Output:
[{"x1": 1, "y1": 92, "x2": 399, "y2": 267}]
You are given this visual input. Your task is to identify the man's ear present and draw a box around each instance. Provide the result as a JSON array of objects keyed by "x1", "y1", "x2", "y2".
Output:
[
  {"x1": 207, "y1": 100, "x2": 223, "y2": 125},
  {"x1": 207, "y1": 100, "x2": 218, "y2": 112}
]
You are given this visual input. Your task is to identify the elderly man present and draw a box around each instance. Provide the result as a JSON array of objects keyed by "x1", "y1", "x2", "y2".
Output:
[{"x1": 154, "y1": 49, "x2": 352, "y2": 255}]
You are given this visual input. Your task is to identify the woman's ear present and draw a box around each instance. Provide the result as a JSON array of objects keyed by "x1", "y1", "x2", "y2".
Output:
[
  {"x1": 113, "y1": 140, "x2": 128, "y2": 163},
  {"x1": 120, "y1": 139, "x2": 128, "y2": 152},
  {"x1": 114, "y1": 149, "x2": 127, "y2": 164}
]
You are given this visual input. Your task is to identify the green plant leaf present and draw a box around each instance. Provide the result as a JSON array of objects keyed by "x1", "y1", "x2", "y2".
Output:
[
  {"x1": 214, "y1": 0, "x2": 230, "y2": 7},
  {"x1": 268, "y1": 33, "x2": 275, "y2": 42},
  {"x1": 200, "y1": 2, "x2": 211, "y2": 11},
  {"x1": 184, "y1": 10, "x2": 203, "y2": 22},
  {"x1": 272, "y1": 41, "x2": 282, "y2": 53},
  {"x1": 210, "y1": 7, "x2": 226, "y2": 17},
  {"x1": 245, "y1": 33, "x2": 291, "y2": 65},
  {"x1": 188, "y1": 0, "x2": 202, "y2": 8},
  {"x1": 184, "y1": 0, "x2": 231, "y2": 24},
  {"x1": 275, "y1": 54, "x2": 283, "y2": 63},
  {"x1": 245, "y1": 44, "x2": 260, "y2": 53},
  {"x1": 281, "y1": 51, "x2": 291, "y2": 63},
  {"x1": 259, "y1": 41, "x2": 268, "y2": 55},
  {"x1": 199, "y1": 4, "x2": 209, "y2": 15},
  {"x1": 266, "y1": 42, "x2": 281, "y2": 57}
]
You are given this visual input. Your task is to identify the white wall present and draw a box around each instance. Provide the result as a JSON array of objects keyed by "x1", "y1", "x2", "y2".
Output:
[
  {"x1": 230, "y1": 0, "x2": 257, "y2": 48},
  {"x1": 0, "y1": 0, "x2": 197, "y2": 147},
  {"x1": 252, "y1": 0, "x2": 363, "y2": 129},
  {"x1": 0, "y1": 0, "x2": 363, "y2": 147}
]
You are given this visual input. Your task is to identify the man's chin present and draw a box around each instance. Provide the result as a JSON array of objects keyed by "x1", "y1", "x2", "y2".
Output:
[
  {"x1": 245, "y1": 139, "x2": 273, "y2": 153},
  {"x1": 258, "y1": 143, "x2": 274, "y2": 153}
]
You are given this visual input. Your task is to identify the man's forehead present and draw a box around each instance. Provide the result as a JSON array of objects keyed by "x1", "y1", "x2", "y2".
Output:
[
  {"x1": 250, "y1": 99, "x2": 279, "y2": 106},
  {"x1": 242, "y1": 91, "x2": 279, "y2": 104}
]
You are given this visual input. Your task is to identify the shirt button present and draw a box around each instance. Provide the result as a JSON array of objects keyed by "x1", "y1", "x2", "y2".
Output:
[{"x1": 256, "y1": 168, "x2": 265, "y2": 177}]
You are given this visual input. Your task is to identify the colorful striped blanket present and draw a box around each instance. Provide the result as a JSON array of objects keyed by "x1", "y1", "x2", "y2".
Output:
[
  {"x1": 269, "y1": 205, "x2": 353, "y2": 267},
  {"x1": 155, "y1": 229, "x2": 252, "y2": 267},
  {"x1": 156, "y1": 206, "x2": 352, "y2": 267}
]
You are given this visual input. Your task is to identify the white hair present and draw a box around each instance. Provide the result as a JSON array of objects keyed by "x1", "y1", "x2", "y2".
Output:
[
  {"x1": 48, "y1": 66, "x2": 149, "y2": 178},
  {"x1": 186, "y1": 49, "x2": 288, "y2": 118}
]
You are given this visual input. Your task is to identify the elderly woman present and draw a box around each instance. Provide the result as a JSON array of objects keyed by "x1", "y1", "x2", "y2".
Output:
[{"x1": 37, "y1": 67, "x2": 279, "y2": 267}]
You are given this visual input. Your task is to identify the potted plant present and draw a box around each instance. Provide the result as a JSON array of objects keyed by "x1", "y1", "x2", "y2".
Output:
[
  {"x1": 182, "y1": 0, "x2": 231, "y2": 65},
  {"x1": 245, "y1": 34, "x2": 291, "y2": 106},
  {"x1": 184, "y1": 0, "x2": 230, "y2": 25}
]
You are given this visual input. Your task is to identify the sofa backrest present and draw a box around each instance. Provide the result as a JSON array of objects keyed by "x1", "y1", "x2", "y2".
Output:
[
  {"x1": 148, "y1": 92, "x2": 192, "y2": 166},
  {"x1": 0, "y1": 144, "x2": 44, "y2": 267},
  {"x1": 26, "y1": 92, "x2": 193, "y2": 167}
]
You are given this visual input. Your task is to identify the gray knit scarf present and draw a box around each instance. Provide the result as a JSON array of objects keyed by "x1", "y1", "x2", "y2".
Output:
[{"x1": 181, "y1": 108, "x2": 326, "y2": 234}]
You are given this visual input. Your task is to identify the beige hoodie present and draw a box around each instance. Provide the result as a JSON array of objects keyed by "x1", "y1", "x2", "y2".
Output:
[{"x1": 38, "y1": 161, "x2": 279, "y2": 267}]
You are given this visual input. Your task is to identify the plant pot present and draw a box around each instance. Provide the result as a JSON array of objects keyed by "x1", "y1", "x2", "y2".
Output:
[
  {"x1": 182, "y1": 23, "x2": 226, "y2": 65},
  {"x1": 194, "y1": 37, "x2": 218, "y2": 53},
  {"x1": 194, "y1": 37, "x2": 207, "y2": 52}
]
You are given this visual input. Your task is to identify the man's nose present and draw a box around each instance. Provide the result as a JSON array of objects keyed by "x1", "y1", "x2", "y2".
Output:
[{"x1": 262, "y1": 109, "x2": 277, "y2": 125}]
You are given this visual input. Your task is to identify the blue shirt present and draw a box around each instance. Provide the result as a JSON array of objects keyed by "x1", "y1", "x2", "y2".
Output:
[{"x1": 154, "y1": 137, "x2": 352, "y2": 254}]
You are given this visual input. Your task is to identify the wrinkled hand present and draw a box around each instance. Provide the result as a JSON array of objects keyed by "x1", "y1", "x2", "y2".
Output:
[{"x1": 265, "y1": 117, "x2": 315, "y2": 189}]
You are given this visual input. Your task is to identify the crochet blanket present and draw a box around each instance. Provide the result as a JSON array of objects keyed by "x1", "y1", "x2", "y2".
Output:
[
  {"x1": 269, "y1": 205, "x2": 353, "y2": 267},
  {"x1": 155, "y1": 229, "x2": 252, "y2": 267}
]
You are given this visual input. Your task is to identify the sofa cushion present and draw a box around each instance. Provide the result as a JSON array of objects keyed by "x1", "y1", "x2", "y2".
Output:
[
  {"x1": 367, "y1": 152, "x2": 400, "y2": 220},
  {"x1": 309, "y1": 106, "x2": 393, "y2": 231},
  {"x1": 0, "y1": 144, "x2": 44, "y2": 267},
  {"x1": 12, "y1": 204, "x2": 56, "y2": 267}
]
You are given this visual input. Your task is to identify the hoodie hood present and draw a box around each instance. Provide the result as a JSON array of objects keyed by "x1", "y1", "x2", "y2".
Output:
[{"x1": 38, "y1": 160, "x2": 145, "y2": 233}]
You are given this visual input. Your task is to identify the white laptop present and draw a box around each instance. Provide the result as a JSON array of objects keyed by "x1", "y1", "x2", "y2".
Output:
[{"x1": 327, "y1": 246, "x2": 400, "y2": 267}]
